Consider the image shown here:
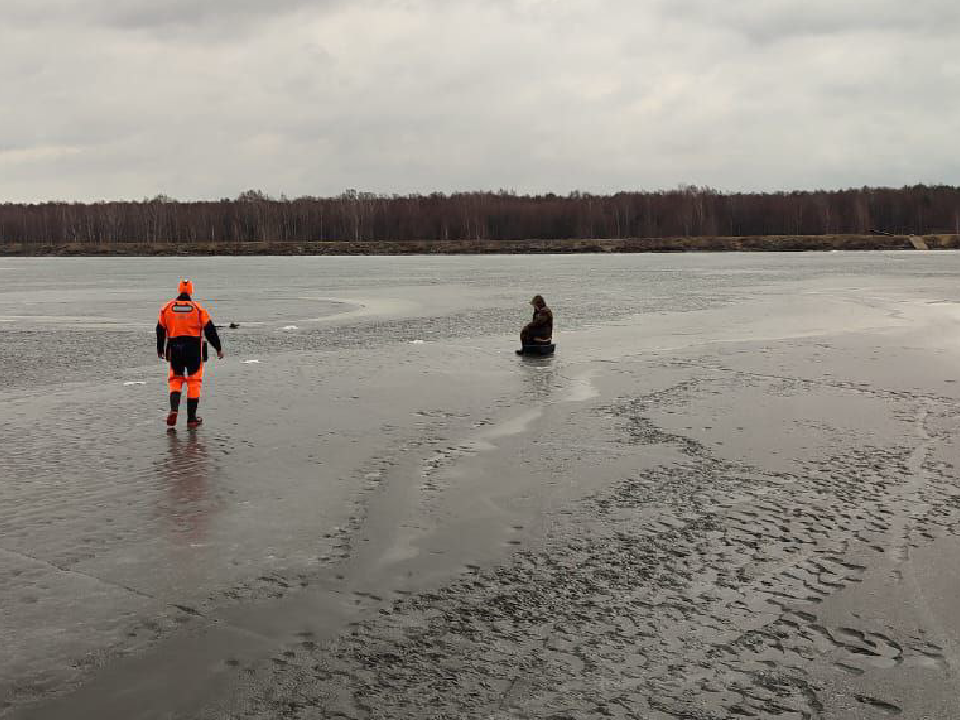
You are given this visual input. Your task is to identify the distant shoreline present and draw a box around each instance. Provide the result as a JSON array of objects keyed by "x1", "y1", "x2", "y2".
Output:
[{"x1": 2, "y1": 234, "x2": 958, "y2": 257}]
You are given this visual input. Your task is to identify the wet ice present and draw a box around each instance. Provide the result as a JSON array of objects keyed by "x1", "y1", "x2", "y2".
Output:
[{"x1": 3, "y1": 253, "x2": 960, "y2": 719}]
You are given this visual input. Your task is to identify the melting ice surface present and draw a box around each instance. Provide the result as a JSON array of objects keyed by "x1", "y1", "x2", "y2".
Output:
[{"x1": 3, "y1": 251, "x2": 960, "y2": 716}]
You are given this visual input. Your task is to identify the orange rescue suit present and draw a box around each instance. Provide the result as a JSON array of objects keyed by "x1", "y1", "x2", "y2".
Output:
[
  {"x1": 159, "y1": 299, "x2": 212, "y2": 340},
  {"x1": 157, "y1": 299, "x2": 219, "y2": 400}
]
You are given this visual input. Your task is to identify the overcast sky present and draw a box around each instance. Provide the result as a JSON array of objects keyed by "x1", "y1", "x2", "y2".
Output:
[{"x1": 2, "y1": 0, "x2": 958, "y2": 201}]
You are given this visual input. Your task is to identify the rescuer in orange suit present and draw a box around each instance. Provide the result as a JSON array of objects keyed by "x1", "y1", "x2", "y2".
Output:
[{"x1": 157, "y1": 280, "x2": 224, "y2": 428}]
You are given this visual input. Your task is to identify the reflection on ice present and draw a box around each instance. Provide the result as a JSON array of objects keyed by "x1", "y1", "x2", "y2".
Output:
[
  {"x1": 518, "y1": 355, "x2": 557, "y2": 402},
  {"x1": 158, "y1": 432, "x2": 217, "y2": 545}
]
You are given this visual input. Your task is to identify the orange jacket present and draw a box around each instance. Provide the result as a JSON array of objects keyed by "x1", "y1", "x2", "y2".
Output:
[
  {"x1": 156, "y1": 295, "x2": 222, "y2": 364},
  {"x1": 159, "y1": 298, "x2": 213, "y2": 339}
]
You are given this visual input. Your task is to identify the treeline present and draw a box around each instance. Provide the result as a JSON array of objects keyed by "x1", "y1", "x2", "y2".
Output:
[{"x1": 2, "y1": 185, "x2": 959, "y2": 247}]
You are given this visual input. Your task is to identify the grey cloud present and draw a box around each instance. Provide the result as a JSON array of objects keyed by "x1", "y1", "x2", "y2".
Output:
[
  {"x1": 5, "y1": 0, "x2": 346, "y2": 33},
  {"x1": 97, "y1": 0, "x2": 339, "y2": 30},
  {"x1": 660, "y1": 0, "x2": 960, "y2": 43},
  {"x1": 1, "y1": 0, "x2": 958, "y2": 201}
]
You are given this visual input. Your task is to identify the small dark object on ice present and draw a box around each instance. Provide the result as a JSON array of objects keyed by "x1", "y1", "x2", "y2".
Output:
[
  {"x1": 516, "y1": 343, "x2": 556, "y2": 357},
  {"x1": 229, "y1": 322, "x2": 240, "y2": 329}
]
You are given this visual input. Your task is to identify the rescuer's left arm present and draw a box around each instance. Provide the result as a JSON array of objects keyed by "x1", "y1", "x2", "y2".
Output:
[{"x1": 203, "y1": 320, "x2": 223, "y2": 358}]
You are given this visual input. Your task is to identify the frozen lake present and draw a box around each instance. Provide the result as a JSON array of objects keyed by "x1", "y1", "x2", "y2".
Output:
[
  {"x1": 2, "y1": 251, "x2": 959, "y2": 390},
  {"x1": 4, "y1": 252, "x2": 960, "y2": 719}
]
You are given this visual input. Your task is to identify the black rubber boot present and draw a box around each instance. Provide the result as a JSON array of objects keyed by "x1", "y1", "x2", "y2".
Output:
[
  {"x1": 167, "y1": 392, "x2": 182, "y2": 426},
  {"x1": 187, "y1": 398, "x2": 202, "y2": 428}
]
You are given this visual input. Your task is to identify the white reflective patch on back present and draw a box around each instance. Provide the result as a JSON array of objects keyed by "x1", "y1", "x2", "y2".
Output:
[{"x1": 172, "y1": 304, "x2": 196, "y2": 313}]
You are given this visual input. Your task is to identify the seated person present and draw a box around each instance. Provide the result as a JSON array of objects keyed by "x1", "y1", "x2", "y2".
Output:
[{"x1": 521, "y1": 295, "x2": 553, "y2": 346}]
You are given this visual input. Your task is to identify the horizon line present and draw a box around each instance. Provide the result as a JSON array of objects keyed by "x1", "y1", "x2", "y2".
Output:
[{"x1": 4, "y1": 183, "x2": 959, "y2": 205}]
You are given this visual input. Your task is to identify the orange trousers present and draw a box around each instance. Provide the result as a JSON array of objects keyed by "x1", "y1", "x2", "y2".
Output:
[{"x1": 168, "y1": 364, "x2": 204, "y2": 400}]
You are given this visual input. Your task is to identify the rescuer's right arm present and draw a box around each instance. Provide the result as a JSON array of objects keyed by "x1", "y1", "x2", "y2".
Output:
[{"x1": 156, "y1": 309, "x2": 167, "y2": 359}]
